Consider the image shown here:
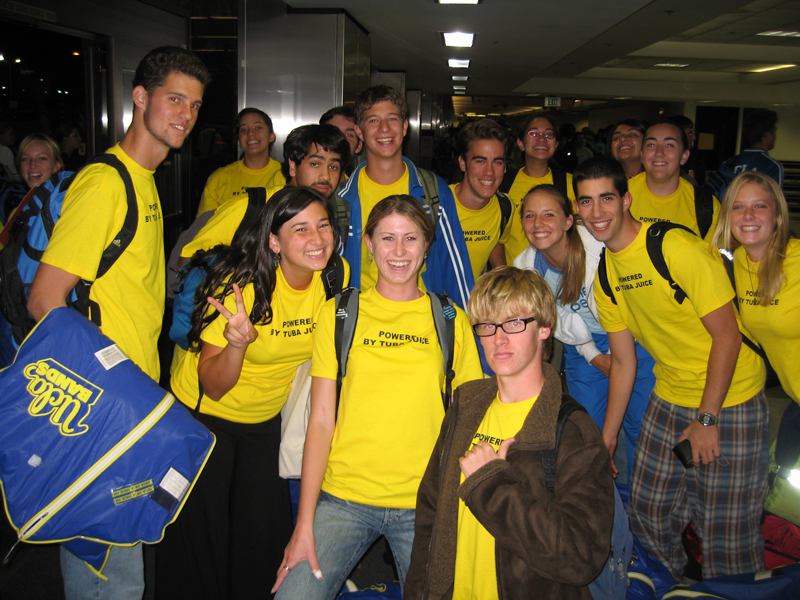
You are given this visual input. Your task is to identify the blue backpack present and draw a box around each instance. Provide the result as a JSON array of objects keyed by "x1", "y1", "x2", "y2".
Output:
[{"x1": 0, "y1": 154, "x2": 137, "y2": 352}]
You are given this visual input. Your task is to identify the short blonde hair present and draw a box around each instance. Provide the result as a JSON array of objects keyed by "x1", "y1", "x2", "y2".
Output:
[
  {"x1": 17, "y1": 133, "x2": 63, "y2": 170},
  {"x1": 711, "y1": 170, "x2": 790, "y2": 305},
  {"x1": 468, "y1": 266, "x2": 556, "y2": 359}
]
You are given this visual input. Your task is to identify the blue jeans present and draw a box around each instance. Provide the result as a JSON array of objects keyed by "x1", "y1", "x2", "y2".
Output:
[
  {"x1": 61, "y1": 544, "x2": 144, "y2": 600},
  {"x1": 275, "y1": 491, "x2": 415, "y2": 600},
  {"x1": 564, "y1": 333, "x2": 656, "y2": 481}
]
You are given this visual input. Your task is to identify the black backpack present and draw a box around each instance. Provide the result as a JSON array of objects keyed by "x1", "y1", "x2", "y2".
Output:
[{"x1": 333, "y1": 288, "x2": 457, "y2": 416}]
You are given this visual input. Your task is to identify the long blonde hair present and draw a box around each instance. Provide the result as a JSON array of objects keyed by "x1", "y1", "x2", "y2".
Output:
[{"x1": 711, "y1": 171, "x2": 790, "y2": 306}]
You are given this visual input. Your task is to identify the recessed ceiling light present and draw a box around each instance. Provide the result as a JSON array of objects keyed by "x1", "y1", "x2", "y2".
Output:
[
  {"x1": 442, "y1": 32, "x2": 474, "y2": 47},
  {"x1": 438, "y1": 0, "x2": 480, "y2": 4},
  {"x1": 757, "y1": 30, "x2": 800, "y2": 37},
  {"x1": 452, "y1": 75, "x2": 468, "y2": 81},
  {"x1": 449, "y1": 59, "x2": 470, "y2": 68},
  {"x1": 654, "y1": 63, "x2": 688, "y2": 68},
  {"x1": 613, "y1": 97, "x2": 631, "y2": 100},
  {"x1": 751, "y1": 64, "x2": 796, "y2": 73},
  {"x1": 526, "y1": 93, "x2": 540, "y2": 97},
  {"x1": 453, "y1": 85, "x2": 466, "y2": 90},
  {"x1": 454, "y1": 91, "x2": 466, "y2": 95}
]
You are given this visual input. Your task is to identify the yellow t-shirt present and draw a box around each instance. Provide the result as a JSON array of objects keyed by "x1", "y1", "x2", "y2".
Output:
[
  {"x1": 171, "y1": 263, "x2": 348, "y2": 423},
  {"x1": 42, "y1": 144, "x2": 164, "y2": 381},
  {"x1": 734, "y1": 240, "x2": 800, "y2": 404},
  {"x1": 453, "y1": 393, "x2": 537, "y2": 600},
  {"x1": 181, "y1": 182, "x2": 285, "y2": 258},
  {"x1": 265, "y1": 168, "x2": 288, "y2": 189},
  {"x1": 197, "y1": 158, "x2": 283, "y2": 217},
  {"x1": 450, "y1": 183, "x2": 512, "y2": 281},
  {"x1": 594, "y1": 223, "x2": 764, "y2": 407},
  {"x1": 504, "y1": 168, "x2": 575, "y2": 264},
  {"x1": 312, "y1": 286, "x2": 483, "y2": 508},
  {"x1": 628, "y1": 173, "x2": 720, "y2": 242},
  {"x1": 356, "y1": 166, "x2": 410, "y2": 290}
]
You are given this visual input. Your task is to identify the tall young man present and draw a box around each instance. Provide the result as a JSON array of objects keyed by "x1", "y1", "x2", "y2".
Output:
[
  {"x1": 628, "y1": 122, "x2": 720, "y2": 241},
  {"x1": 450, "y1": 118, "x2": 512, "y2": 281},
  {"x1": 574, "y1": 157, "x2": 767, "y2": 581},
  {"x1": 27, "y1": 46, "x2": 209, "y2": 599},
  {"x1": 500, "y1": 114, "x2": 574, "y2": 264},
  {"x1": 406, "y1": 266, "x2": 613, "y2": 600},
  {"x1": 335, "y1": 85, "x2": 473, "y2": 308}
]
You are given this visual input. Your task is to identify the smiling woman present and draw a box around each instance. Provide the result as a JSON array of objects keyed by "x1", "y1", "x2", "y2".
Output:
[
  {"x1": 196, "y1": 107, "x2": 282, "y2": 216},
  {"x1": 272, "y1": 195, "x2": 483, "y2": 600},
  {"x1": 17, "y1": 134, "x2": 64, "y2": 189},
  {"x1": 158, "y1": 187, "x2": 349, "y2": 599}
]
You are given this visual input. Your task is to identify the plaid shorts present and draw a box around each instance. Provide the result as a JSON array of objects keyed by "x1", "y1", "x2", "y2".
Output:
[{"x1": 629, "y1": 390, "x2": 769, "y2": 580}]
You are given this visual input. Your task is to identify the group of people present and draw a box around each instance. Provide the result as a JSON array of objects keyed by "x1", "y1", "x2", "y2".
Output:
[{"x1": 3, "y1": 42, "x2": 796, "y2": 600}]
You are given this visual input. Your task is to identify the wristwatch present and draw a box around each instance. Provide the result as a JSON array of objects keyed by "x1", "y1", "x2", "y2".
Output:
[{"x1": 697, "y1": 412, "x2": 718, "y2": 427}]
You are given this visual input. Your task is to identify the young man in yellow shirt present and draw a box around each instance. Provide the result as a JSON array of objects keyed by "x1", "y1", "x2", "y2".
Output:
[
  {"x1": 27, "y1": 46, "x2": 209, "y2": 600},
  {"x1": 574, "y1": 156, "x2": 767, "y2": 581},
  {"x1": 450, "y1": 118, "x2": 512, "y2": 282},
  {"x1": 406, "y1": 267, "x2": 613, "y2": 600}
]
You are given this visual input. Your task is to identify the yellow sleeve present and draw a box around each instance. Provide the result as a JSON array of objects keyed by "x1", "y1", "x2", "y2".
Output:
[
  {"x1": 182, "y1": 196, "x2": 250, "y2": 258},
  {"x1": 593, "y1": 268, "x2": 628, "y2": 334},
  {"x1": 197, "y1": 167, "x2": 229, "y2": 217},
  {"x1": 42, "y1": 164, "x2": 125, "y2": 281}
]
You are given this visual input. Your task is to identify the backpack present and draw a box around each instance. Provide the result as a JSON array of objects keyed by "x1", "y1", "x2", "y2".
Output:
[
  {"x1": 693, "y1": 184, "x2": 715, "y2": 240},
  {"x1": 333, "y1": 288, "x2": 457, "y2": 415},
  {"x1": 703, "y1": 156, "x2": 737, "y2": 206},
  {"x1": 597, "y1": 222, "x2": 764, "y2": 357},
  {"x1": 538, "y1": 397, "x2": 633, "y2": 600},
  {"x1": 0, "y1": 154, "x2": 137, "y2": 347},
  {"x1": 169, "y1": 187, "x2": 267, "y2": 350},
  {"x1": 333, "y1": 168, "x2": 440, "y2": 251}
]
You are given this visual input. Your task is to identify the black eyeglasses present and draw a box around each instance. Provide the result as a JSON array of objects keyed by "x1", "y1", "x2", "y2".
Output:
[{"x1": 473, "y1": 317, "x2": 536, "y2": 337}]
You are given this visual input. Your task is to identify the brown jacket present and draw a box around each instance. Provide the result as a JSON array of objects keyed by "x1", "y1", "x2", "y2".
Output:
[{"x1": 404, "y1": 363, "x2": 614, "y2": 600}]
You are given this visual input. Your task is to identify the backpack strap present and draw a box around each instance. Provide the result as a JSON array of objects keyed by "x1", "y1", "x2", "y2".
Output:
[
  {"x1": 539, "y1": 396, "x2": 586, "y2": 497},
  {"x1": 334, "y1": 288, "x2": 359, "y2": 416},
  {"x1": 551, "y1": 166, "x2": 568, "y2": 197},
  {"x1": 333, "y1": 187, "x2": 351, "y2": 251},
  {"x1": 693, "y1": 184, "x2": 715, "y2": 240},
  {"x1": 497, "y1": 191, "x2": 513, "y2": 235},
  {"x1": 499, "y1": 165, "x2": 519, "y2": 195},
  {"x1": 428, "y1": 292, "x2": 457, "y2": 411},
  {"x1": 232, "y1": 187, "x2": 266, "y2": 244},
  {"x1": 718, "y1": 248, "x2": 767, "y2": 359},
  {"x1": 70, "y1": 153, "x2": 138, "y2": 327},
  {"x1": 644, "y1": 221, "x2": 695, "y2": 305},
  {"x1": 418, "y1": 168, "x2": 440, "y2": 231},
  {"x1": 322, "y1": 253, "x2": 346, "y2": 301},
  {"x1": 597, "y1": 247, "x2": 617, "y2": 305}
]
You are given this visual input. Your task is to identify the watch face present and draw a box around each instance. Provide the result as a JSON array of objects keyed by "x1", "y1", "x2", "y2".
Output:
[{"x1": 698, "y1": 412, "x2": 717, "y2": 426}]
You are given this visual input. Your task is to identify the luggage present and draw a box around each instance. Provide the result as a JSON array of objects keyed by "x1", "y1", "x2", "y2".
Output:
[{"x1": 0, "y1": 307, "x2": 215, "y2": 572}]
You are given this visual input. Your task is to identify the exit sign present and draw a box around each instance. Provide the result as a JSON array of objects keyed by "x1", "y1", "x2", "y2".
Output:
[{"x1": 544, "y1": 97, "x2": 561, "y2": 107}]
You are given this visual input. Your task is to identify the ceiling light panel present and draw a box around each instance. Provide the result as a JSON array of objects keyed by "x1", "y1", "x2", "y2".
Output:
[
  {"x1": 443, "y1": 32, "x2": 474, "y2": 47},
  {"x1": 449, "y1": 59, "x2": 470, "y2": 68},
  {"x1": 452, "y1": 75, "x2": 468, "y2": 81}
]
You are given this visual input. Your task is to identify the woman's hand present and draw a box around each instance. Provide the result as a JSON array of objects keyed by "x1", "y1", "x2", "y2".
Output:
[
  {"x1": 271, "y1": 525, "x2": 322, "y2": 593},
  {"x1": 207, "y1": 283, "x2": 257, "y2": 350},
  {"x1": 590, "y1": 353, "x2": 612, "y2": 378}
]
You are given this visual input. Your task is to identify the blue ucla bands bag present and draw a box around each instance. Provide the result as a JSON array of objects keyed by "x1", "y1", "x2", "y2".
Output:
[{"x1": 0, "y1": 307, "x2": 215, "y2": 574}]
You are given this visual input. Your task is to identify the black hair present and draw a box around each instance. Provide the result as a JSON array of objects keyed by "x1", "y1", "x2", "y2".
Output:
[
  {"x1": 742, "y1": 108, "x2": 778, "y2": 148},
  {"x1": 517, "y1": 113, "x2": 559, "y2": 143},
  {"x1": 236, "y1": 108, "x2": 275, "y2": 153},
  {"x1": 606, "y1": 118, "x2": 648, "y2": 154},
  {"x1": 455, "y1": 118, "x2": 509, "y2": 163},
  {"x1": 573, "y1": 156, "x2": 628, "y2": 198},
  {"x1": 132, "y1": 46, "x2": 210, "y2": 96},
  {"x1": 648, "y1": 121, "x2": 689, "y2": 153},
  {"x1": 281, "y1": 124, "x2": 350, "y2": 180},
  {"x1": 320, "y1": 105, "x2": 356, "y2": 125},
  {"x1": 183, "y1": 186, "x2": 336, "y2": 351}
]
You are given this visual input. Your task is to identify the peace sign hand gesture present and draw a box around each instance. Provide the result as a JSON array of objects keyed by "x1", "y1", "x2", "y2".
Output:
[{"x1": 206, "y1": 283, "x2": 258, "y2": 350}]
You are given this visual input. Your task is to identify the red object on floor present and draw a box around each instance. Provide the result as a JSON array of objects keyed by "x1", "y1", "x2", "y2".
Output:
[{"x1": 763, "y1": 514, "x2": 800, "y2": 569}]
